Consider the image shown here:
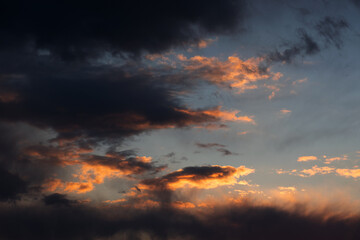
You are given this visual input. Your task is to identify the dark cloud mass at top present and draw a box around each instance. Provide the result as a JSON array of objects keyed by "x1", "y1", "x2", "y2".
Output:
[{"x1": 0, "y1": 0, "x2": 246, "y2": 60}]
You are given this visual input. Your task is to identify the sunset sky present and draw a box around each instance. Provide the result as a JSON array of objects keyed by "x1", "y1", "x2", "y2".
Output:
[{"x1": 1, "y1": 0, "x2": 360, "y2": 239}]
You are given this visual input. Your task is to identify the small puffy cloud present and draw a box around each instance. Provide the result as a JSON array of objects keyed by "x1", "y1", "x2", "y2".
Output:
[{"x1": 297, "y1": 156, "x2": 318, "y2": 162}]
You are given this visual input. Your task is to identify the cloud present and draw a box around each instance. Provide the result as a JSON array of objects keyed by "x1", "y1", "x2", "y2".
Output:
[
  {"x1": 0, "y1": 166, "x2": 27, "y2": 201},
  {"x1": 278, "y1": 109, "x2": 292, "y2": 118},
  {"x1": 30, "y1": 145, "x2": 166, "y2": 194},
  {"x1": 42, "y1": 193, "x2": 78, "y2": 207},
  {"x1": 277, "y1": 165, "x2": 360, "y2": 179},
  {"x1": 140, "y1": 165, "x2": 254, "y2": 191},
  {"x1": 292, "y1": 78, "x2": 308, "y2": 85},
  {"x1": 0, "y1": 123, "x2": 35, "y2": 201},
  {"x1": 266, "y1": 30, "x2": 320, "y2": 63},
  {"x1": 316, "y1": 16, "x2": 349, "y2": 49},
  {"x1": 195, "y1": 142, "x2": 239, "y2": 156},
  {"x1": 266, "y1": 16, "x2": 348, "y2": 64},
  {"x1": 299, "y1": 165, "x2": 334, "y2": 177},
  {"x1": 277, "y1": 165, "x2": 335, "y2": 177},
  {"x1": 0, "y1": 67, "x2": 247, "y2": 143},
  {"x1": 43, "y1": 180, "x2": 94, "y2": 194},
  {"x1": 177, "y1": 106, "x2": 256, "y2": 124},
  {"x1": 324, "y1": 155, "x2": 348, "y2": 164},
  {"x1": 353, "y1": 0, "x2": 360, "y2": 7},
  {"x1": 336, "y1": 168, "x2": 360, "y2": 178},
  {"x1": 0, "y1": 0, "x2": 246, "y2": 60},
  {"x1": 216, "y1": 148, "x2": 239, "y2": 156},
  {"x1": 0, "y1": 24, "x2": 257, "y2": 202},
  {"x1": 278, "y1": 186, "x2": 297, "y2": 192},
  {"x1": 1, "y1": 199, "x2": 360, "y2": 240},
  {"x1": 196, "y1": 142, "x2": 226, "y2": 148},
  {"x1": 280, "y1": 109, "x2": 291, "y2": 115},
  {"x1": 297, "y1": 156, "x2": 318, "y2": 162},
  {"x1": 178, "y1": 54, "x2": 282, "y2": 93}
]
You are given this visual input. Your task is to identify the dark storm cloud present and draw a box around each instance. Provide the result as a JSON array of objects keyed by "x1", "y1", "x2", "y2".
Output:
[
  {"x1": 0, "y1": 64, "x2": 224, "y2": 142},
  {"x1": 266, "y1": 16, "x2": 348, "y2": 64},
  {"x1": 0, "y1": 124, "x2": 30, "y2": 201},
  {"x1": 0, "y1": 0, "x2": 246, "y2": 61},
  {"x1": 42, "y1": 193, "x2": 77, "y2": 207},
  {"x1": 0, "y1": 203, "x2": 360, "y2": 240},
  {"x1": 0, "y1": 167, "x2": 27, "y2": 202}
]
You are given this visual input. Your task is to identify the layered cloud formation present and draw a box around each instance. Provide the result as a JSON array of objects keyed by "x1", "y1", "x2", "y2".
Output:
[{"x1": 1, "y1": 0, "x2": 360, "y2": 239}]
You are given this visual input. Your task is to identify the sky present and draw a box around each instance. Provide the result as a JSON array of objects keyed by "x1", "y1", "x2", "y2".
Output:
[{"x1": 1, "y1": 0, "x2": 360, "y2": 239}]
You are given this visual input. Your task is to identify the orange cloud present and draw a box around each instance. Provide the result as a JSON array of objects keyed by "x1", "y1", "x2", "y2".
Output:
[
  {"x1": 63, "y1": 182, "x2": 94, "y2": 193},
  {"x1": 103, "y1": 198, "x2": 127, "y2": 204},
  {"x1": 324, "y1": 155, "x2": 348, "y2": 164},
  {"x1": 172, "y1": 201, "x2": 196, "y2": 209},
  {"x1": 178, "y1": 55, "x2": 282, "y2": 93},
  {"x1": 36, "y1": 143, "x2": 164, "y2": 194},
  {"x1": 276, "y1": 165, "x2": 335, "y2": 177},
  {"x1": 299, "y1": 165, "x2": 335, "y2": 177},
  {"x1": 202, "y1": 107, "x2": 255, "y2": 123},
  {"x1": 297, "y1": 156, "x2": 318, "y2": 162},
  {"x1": 42, "y1": 163, "x2": 126, "y2": 194},
  {"x1": 197, "y1": 38, "x2": 217, "y2": 49},
  {"x1": 44, "y1": 155, "x2": 160, "y2": 194},
  {"x1": 176, "y1": 106, "x2": 255, "y2": 125},
  {"x1": 25, "y1": 144, "x2": 92, "y2": 166},
  {"x1": 42, "y1": 179, "x2": 94, "y2": 194},
  {"x1": 279, "y1": 109, "x2": 291, "y2": 117},
  {"x1": 42, "y1": 179, "x2": 65, "y2": 192},
  {"x1": 336, "y1": 168, "x2": 360, "y2": 178},
  {"x1": 237, "y1": 131, "x2": 249, "y2": 135}
]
